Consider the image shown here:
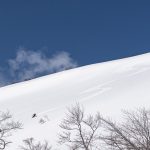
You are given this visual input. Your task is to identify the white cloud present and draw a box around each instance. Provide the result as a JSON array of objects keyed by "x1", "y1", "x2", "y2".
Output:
[
  {"x1": 0, "y1": 72, "x2": 8, "y2": 87},
  {"x1": 0, "y1": 48, "x2": 78, "y2": 86}
]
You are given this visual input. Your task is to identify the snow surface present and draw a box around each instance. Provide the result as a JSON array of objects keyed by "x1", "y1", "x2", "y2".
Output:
[{"x1": 0, "y1": 53, "x2": 150, "y2": 149}]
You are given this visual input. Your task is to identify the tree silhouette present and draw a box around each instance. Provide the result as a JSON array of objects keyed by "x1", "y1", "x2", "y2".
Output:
[
  {"x1": 0, "y1": 111, "x2": 22, "y2": 149},
  {"x1": 59, "y1": 104, "x2": 101, "y2": 150},
  {"x1": 20, "y1": 138, "x2": 51, "y2": 150},
  {"x1": 101, "y1": 108, "x2": 150, "y2": 150}
]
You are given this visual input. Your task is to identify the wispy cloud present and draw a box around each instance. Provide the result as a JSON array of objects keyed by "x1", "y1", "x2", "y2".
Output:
[
  {"x1": 0, "y1": 48, "x2": 78, "y2": 87},
  {"x1": 0, "y1": 73, "x2": 6, "y2": 87}
]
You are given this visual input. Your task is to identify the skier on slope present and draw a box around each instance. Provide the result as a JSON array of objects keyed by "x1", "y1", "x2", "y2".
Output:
[{"x1": 32, "y1": 113, "x2": 37, "y2": 118}]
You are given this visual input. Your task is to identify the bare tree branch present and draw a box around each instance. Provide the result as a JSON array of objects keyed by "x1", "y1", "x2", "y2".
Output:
[
  {"x1": 100, "y1": 108, "x2": 150, "y2": 150},
  {"x1": 20, "y1": 138, "x2": 52, "y2": 150},
  {"x1": 0, "y1": 111, "x2": 22, "y2": 149},
  {"x1": 59, "y1": 103, "x2": 102, "y2": 150}
]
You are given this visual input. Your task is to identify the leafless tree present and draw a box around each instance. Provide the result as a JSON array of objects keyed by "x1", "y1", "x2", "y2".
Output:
[
  {"x1": 100, "y1": 108, "x2": 150, "y2": 150},
  {"x1": 59, "y1": 104, "x2": 102, "y2": 150},
  {"x1": 0, "y1": 111, "x2": 22, "y2": 149},
  {"x1": 20, "y1": 138, "x2": 52, "y2": 150}
]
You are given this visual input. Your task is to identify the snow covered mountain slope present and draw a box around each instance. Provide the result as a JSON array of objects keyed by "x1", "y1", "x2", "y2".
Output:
[{"x1": 0, "y1": 53, "x2": 150, "y2": 149}]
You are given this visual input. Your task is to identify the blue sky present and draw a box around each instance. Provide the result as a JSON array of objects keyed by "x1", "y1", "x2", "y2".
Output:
[{"x1": 0, "y1": 0, "x2": 150, "y2": 86}]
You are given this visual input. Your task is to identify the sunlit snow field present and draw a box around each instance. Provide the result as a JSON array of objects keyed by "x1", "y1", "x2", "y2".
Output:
[{"x1": 0, "y1": 53, "x2": 150, "y2": 149}]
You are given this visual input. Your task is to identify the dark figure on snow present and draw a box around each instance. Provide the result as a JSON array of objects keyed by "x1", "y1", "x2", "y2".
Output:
[{"x1": 32, "y1": 113, "x2": 37, "y2": 118}]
